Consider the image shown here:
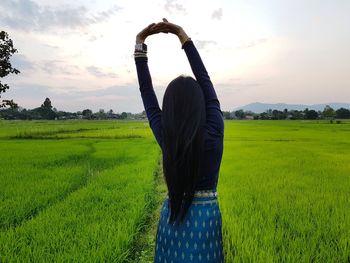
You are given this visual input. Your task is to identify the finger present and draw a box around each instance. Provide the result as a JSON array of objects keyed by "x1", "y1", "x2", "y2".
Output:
[
  {"x1": 153, "y1": 23, "x2": 167, "y2": 29},
  {"x1": 150, "y1": 27, "x2": 168, "y2": 34},
  {"x1": 139, "y1": 23, "x2": 154, "y2": 34},
  {"x1": 150, "y1": 23, "x2": 162, "y2": 29},
  {"x1": 145, "y1": 23, "x2": 156, "y2": 31},
  {"x1": 149, "y1": 25, "x2": 158, "y2": 31},
  {"x1": 147, "y1": 23, "x2": 156, "y2": 30},
  {"x1": 150, "y1": 24, "x2": 167, "y2": 32}
]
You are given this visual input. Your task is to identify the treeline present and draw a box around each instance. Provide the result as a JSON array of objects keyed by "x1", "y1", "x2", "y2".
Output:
[
  {"x1": 1, "y1": 99, "x2": 349, "y2": 121},
  {"x1": 222, "y1": 105, "x2": 350, "y2": 120},
  {"x1": 0, "y1": 98, "x2": 147, "y2": 120}
]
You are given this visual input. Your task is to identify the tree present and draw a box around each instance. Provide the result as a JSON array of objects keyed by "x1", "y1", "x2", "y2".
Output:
[
  {"x1": 272, "y1": 109, "x2": 281, "y2": 120},
  {"x1": 96, "y1": 108, "x2": 107, "y2": 119},
  {"x1": 82, "y1": 109, "x2": 93, "y2": 119},
  {"x1": 335, "y1": 108, "x2": 350, "y2": 119},
  {"x1": 305, "y1": 109, "x2": 318, "y2": 120},
  {"x1": 0, "y1": 31, "x2": 20, "y2": 108},
  {"x1": 234, "y1": 109, "x2": 245, "y2": 119},
  {"x1": 322, "y1": 105, "x2": 335, "y2": 119},
  {"x1": 121, "y1": 112, "x2": 127, "y2": 119},
  {"x1": 222, "y1": 111, "x2": 231, "y2": 120},
  {"x1": 260, "y1": 112, "x2": 270, "y2": 120},
  {"x1": 41, "y1": 97, "x2": 52, "y2": 109},
  {"x1": 286, "y1": 110, "x2": 302, "y2": 120},
  {"x1": 35, "y1": 97, "x2": 56, "y2": 119}
]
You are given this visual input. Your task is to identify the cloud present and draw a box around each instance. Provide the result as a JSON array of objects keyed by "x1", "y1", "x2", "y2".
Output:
[
  {"x1": 88, "y1": 34, "x2": 104, "y2": 42},
  {"x1": 40, "y1": 60, "x2": 80, "y2": 76},
  {"x1": 7, "y1": 55, "x2": 82, "y2": 76},
  {"x1": 211, "y1": 8, "x2": 223, "y2": 20},
  {"x1": 217, "y1": 80, "x2": 263, "y2": 91},
  {"x1": 0, "y1": 0, "x2": 121, "y2": 32},
  {"x1": 86, "y1": 66, "x2": 118, "y2": 78},
  {"x1": 42, "y1": 44, "x2": 60, "y2": 49},
  {"x1": 7, "y1": 83, "x2": 141, "y2": 112},
  {"x1": 83, "y1": 85, "x2": 137, "y2": 97},
  {"x1": 11, "y1": 54, "x2": 35, "y2": 71},
  {"x1": 236, "y1": 38, "x2": 268, "y2": 49},
  {"x1": 164, "y1": 0, "x2": 187, "y2": 15},
  {"x1": 195, "y1": 40, "x2": 217, "y2": 49},
  {"x1": 12, "y1": 57, "x2": 85, "y2": 76}
]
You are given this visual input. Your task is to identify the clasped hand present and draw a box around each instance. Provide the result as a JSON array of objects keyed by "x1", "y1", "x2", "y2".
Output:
[{"x1": 136, "y1": 18, "x2": 189, "y2": 46}]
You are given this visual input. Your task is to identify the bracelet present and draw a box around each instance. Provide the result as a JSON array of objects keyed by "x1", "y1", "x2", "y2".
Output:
[
  {"x1": 134, "y1": 51, "x2": 147, "y2": 58},
  {"x1": 134, "y1": 51, "x2": 147, "y2": 54},
  {"x1": 134, "y1": 49, "x2": 147, "y2": 54},
  {"x1": 135, "y1": 43, "x2": 147, "y2": 53},
  {"x1": 181, "y1": 37, "x2": 191, "y2": 45},
  {"x1": 181, "y1": 37, "x2": 192, "y2": 48}
]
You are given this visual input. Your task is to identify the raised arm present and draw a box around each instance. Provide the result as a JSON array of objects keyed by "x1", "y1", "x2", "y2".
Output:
[
  {"x1": 134, "y1": 23, "x2": 163, "y2": 147},
  {"x1": 182, "y1": 40, "x2": 224, "y2": 137},
  {"x1": 152, "y1": 19, "x2": 224, "y2": 137}
]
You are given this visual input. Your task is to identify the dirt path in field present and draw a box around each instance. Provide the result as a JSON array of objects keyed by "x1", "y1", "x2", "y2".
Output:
[{"x1": 127, "y1": 156, "x2": 167, "y2": 263}]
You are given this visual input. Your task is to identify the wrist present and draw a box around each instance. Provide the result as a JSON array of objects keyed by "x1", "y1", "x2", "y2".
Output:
[
  {"x1": 178, "y1": 30, "x2": 190, "y2": 46},
  {"x1": 136, "y1": 36, "x2": 145, "y2": 44},
  {"x1": 135, "y1": 42, "x2": 147, "y2": 54}
]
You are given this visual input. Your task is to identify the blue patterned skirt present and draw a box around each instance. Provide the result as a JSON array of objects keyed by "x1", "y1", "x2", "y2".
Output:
[{"x1": 154, "y1": 190, "x2": 224, "y2": 263}]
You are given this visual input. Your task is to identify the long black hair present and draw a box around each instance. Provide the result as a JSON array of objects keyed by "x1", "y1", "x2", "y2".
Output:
[{"x1": 161, "y1": 75, "x2": 206, "y2": 225}]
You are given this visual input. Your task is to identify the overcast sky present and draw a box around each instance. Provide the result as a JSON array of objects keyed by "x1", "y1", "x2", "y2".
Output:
[{"x1": 1, "y1": 0, "x2": 349, "y2": 112}]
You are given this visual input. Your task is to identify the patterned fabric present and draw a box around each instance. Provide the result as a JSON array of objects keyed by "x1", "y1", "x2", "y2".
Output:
[{"x1": 154, "y1": 194, "x2": 224, "y2": 263}]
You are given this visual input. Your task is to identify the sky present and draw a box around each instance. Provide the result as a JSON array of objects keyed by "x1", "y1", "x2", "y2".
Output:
[{"x1": 1, "y1": 0, "x2": 349, "y2": 113}]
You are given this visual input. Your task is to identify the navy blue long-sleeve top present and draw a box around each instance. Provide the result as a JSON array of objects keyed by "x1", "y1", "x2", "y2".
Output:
[{"x1": 135, "y1": 40, "x2": 224, "y2": 191}]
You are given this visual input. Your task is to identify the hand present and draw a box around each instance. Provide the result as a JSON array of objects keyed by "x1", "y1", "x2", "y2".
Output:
[
  {"x1": 152, "y1": 18, "x2": 183, "y2": 35},
  {"x1": 152, "y1": 18, "x2": 190, "y2": 46},
  {"x1": 136, "y1": 23, "x2": 163, "y2": 44}
]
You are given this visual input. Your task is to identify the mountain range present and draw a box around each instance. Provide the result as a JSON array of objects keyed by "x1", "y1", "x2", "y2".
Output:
[{"x1": 233, "y1": 102, "x2": 350, "y2": 113}]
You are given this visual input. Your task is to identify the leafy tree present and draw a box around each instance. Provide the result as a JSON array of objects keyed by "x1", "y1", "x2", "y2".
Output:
[
  {"x1": 234, "y1": 109, "x2": 245, "y2": 119},
  {"x1": 33, "y1": 97, "x2": 56, "y2": 119},
  {"x1": 121, "y1": 112, "x2": 127, "y2": 119},
  {"x1": 0, "y1": 31, "x2": 20, "y2": 108},
  {"x1": 335, "y1": 108, "x2": 350, "y2": 119},
  {"x1": 322, "y1": 105, "x2": 335, "y2": 119},
  {"x1": 271, "y1": 109, "x2": 287, "y2": 120},
  {"x1": 272, "y1": 109, "x2": 280, "y2": 120},
  {"x1": 305, "y1": 109, "x2": 318, "y2": 120},
  {"x1": 222, "y1": 111, "x2": 231, "y2": 119},
  {"x1": 284, "y1": 110, "x2": 300, "y2": 120},
  {"x1": 95, "y1": 109, "x2": 107, "y2": 119},
  {"x1": 41, "y1": 97, "x2": 52, "y2": 109},
  {"x1": 260, "y1": 112, "x2": 270, "y2": 120},
  {"x1": 82, "y1": 109, "x2": 93, "y2": 119}
]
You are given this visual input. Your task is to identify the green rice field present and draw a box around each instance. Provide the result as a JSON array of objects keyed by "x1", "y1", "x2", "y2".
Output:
[{"x1": 0, "y1": 119, "x2": 349, "y2": 262}]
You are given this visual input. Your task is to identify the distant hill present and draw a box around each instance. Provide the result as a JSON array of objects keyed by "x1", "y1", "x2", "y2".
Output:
[{"x1": 233, "y1": 102, "x2": 350, "y2": 113}]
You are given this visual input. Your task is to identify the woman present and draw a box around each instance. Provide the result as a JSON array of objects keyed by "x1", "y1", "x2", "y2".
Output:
[{"x1": 134, "y1": 18, "x2": 225, "y2": 263}]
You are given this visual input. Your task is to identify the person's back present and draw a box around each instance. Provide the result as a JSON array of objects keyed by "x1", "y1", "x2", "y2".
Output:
[{"x1": 134, "y1": 18, "x2": 225, "y2": 263}]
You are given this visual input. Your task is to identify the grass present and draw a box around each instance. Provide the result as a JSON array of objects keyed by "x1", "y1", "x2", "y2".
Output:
[
  {"x1": 0, "y1": 139, "x2": 90, "y2": 229},
  {"x1": 219, "y1": 120, "x2": 350, "y2": 262},
  {"x1": 0, "y1": 119, "x2": 349, "y2": 262},
  {"x1": 0, "y1": 139, "x2": 160, "y2": 262}
]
